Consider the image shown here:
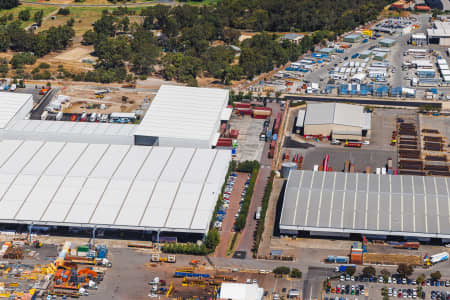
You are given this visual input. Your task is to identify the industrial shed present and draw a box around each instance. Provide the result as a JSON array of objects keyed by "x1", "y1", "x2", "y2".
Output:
[
  {"x1": 302, "y1": 103, "x2": 369, "y2": 140},
  {"x1": 280, "y1": 170, "x2": 450, "y2": 241},
  {"x1": 134, "y1": 85, "x2": 229, "y2": 148},
  {"x1": 0, "y1": 92, "x2": 33, "y2": 129},
  {"x1": 0, "y1": 140, "x2": 230, "y2": 236}
]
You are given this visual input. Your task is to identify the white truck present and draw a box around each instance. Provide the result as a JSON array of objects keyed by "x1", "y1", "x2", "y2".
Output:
[{"x1": 255, "y1": 207, "x2": 262, "y2": 220}]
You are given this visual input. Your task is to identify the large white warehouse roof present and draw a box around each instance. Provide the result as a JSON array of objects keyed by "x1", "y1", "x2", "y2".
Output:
[
  {"x1": 0, "y1": 140, "x2": 230, "y2": 234},
  {"x1": 134, "y1": 85, "x2": 228, "y2": 148},
  {"x1": 0, "y1": 93, "x2": 33, "y2": 129}
]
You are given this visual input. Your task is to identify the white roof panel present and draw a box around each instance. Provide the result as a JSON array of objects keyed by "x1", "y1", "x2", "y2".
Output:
[
  {"x1": 134, "y1": 85, "x2": 228, "y2": 145},
  {"x1": 68, "y1": 144, "x2": 109, "y2": 177},
  {"x1": 0, "y1": 140, "x2": 230, "y2": 234},
  {"x1": 0, "y1": 93, "x2": 32, "y2": 129},
  {"x1": 136, "y1": 147, "x2": 173, "y2": 181},
  {"x1": 22, "y1": 142, "x2": 65, "y2": 176},
  {"x1": 159, "y1": 148, "x2": 195, "y2": 182},
  {"x1": 0, "y1": 141, "x2": 43, "y2": 174},
  {"x1": 115, "y1": 180, "x2": 156, "y2": 226},
  {"x1": 15, "y1": 175, "x2": 64, "y2": 221},
  {"x1": 44, "y1": 143, "x2": 88, "y2": 176},
  {"x1": 90, "y1": 179, "x2": 132, "y2": 224}
]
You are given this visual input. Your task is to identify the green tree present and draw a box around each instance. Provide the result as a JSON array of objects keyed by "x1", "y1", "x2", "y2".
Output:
[
  {"x1": 57, "y1": 8, "x2": 70, "y2": 15},
  {"x1": 205, "y1": 229, "x2": 220, "y2": 250},
  {"x1": 416, "y1": 274, "x2": 425, "y2": 285},
  {"x1": 33, "y1": 10, "x2": 44, "y2": 27},
  {"x1": 345, "y1": 266, "x2": 356, "y2": 276},
  {"x1": 18, "y1": 9, "x2": 30, "y2": 21},
  {"x1": 290, "y1": 268, "x2": 302, "y2": 278},
  {"x1": 82, "y1": 30, "x2": 98, "y2": 45},
  {"x1": 273, "y1": 266, "x2": 290, "y2": 275},
  {"x1": 430, "y1": 271, "x2": 441, "y2": 281},
  {"x1": 397, "y1": 264, "x2": 414, "y2": 277},
  {"x1": 381, "y1": 269, "x2": 391, "y2": 281},
  {"x1": 362, "y1": 266, "x2": 376, "y2": 277}
]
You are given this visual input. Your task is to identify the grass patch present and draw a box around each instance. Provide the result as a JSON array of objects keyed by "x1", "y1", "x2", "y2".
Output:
[
  {"x1": 38, "y1": 7, "x2": 104, "y2": 36},
  {"x1": 0, "y1": 5, "x2": 57, "y2": 28},
  {"x1": 226, "y1": 232, "x2": 240, "y2": 256},
  {"x1": 253, "y1": 171, "x2": 274, "y2": 258}
]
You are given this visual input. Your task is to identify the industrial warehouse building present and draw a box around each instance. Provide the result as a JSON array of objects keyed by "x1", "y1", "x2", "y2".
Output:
[
  {"x1": 0, "y1": 86, "x2": 231, "y2": 148},
  {"x1": 295, "y1": 103, "x2": 371, "y2": 141},
  {"x1": 427, "y1": 21, "x2": 450, "y2": 45},
  {"x1": 134, "y1": 85, "x2": 229, "y2": 148},
  {"x1": 280, "y1": 170, "x2": 450, "y2": 241},
  {"x1": 0, "y1": 140, "x2": 230, "y2": 236}
]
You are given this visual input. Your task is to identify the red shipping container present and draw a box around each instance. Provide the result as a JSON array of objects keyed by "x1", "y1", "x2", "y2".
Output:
[
  {"x1": 253, "y1": 106, "x2": 272, "y2": 112},
  {"x1": 268, "y1": 149, "x2": 274, "y2": 158},
  {"x1": 216, "y1": 138, "x2": 233, "y2": 147},
  {"x1": 253, "y1": 114, "x2": 267, "y2": 119},
  {"x1": 230, "y1": 130, "x2": 239, "y2": 138},
  {"x1": 238, "y1": 110, "x2": 252, "y2": 115},
  {"x1": 270, "y1": 140, "x2": 276, "y2": 149},
  {"x1": 235, "y1": 102, "x2": 251, "y2": 109}
]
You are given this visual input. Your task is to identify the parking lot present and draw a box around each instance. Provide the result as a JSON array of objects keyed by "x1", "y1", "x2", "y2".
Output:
[
  {"x1": 326, "y1": 275, "x2": 450, "y2": 300},
  {"x1": 214, "y1": 172, "x2": 250, "y2": 257},
  {"x1": 231, "y1": 113, "x2": 266, "y2": 161}
]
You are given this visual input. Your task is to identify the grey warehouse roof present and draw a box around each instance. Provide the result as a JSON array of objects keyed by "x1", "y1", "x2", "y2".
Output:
[
  {"x1": 304, "y1": 103, "x2": 364, "y2": 128},
  {"x1": 280, "y1": 170, "x2": 450, "y2": 238},
  {"x1": 0, "y1": 140, "x2": 230, "y2": 234}
]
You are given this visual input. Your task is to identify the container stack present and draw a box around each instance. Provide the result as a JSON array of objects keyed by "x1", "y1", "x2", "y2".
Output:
[
  {"x1": 350, "y1": 242, "x2": 363, "y2": 264},
  {"x1": 252, "y1": 107, "x2": 272, "y2": 119},
  {"x1": 77, "y1": 245, "x2": 89, "y2": 257},
  {"x1": 234, "y1": 102, "x2": 252, "y2": 115}
]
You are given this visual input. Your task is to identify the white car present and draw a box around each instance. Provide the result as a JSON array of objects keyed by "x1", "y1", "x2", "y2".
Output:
[
  {"x1": 363, "y1": 140, "x2": 370, "y2": 145},
  {"x1": 445, "y1": 244, "x2": 450, "y2": 248}
]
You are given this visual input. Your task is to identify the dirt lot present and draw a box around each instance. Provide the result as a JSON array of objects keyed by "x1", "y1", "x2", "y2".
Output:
[{"x1": 60, "y1": 85, "x2": 151, "y2": 114}]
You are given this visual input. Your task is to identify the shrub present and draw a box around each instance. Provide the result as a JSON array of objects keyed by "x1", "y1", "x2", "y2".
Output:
[
  {"x1": 397, "y1": 264, "x2": 414, "y2": 277},
  {"x1": 430, "y1": 271, "x2": 441, "y2": 281},
  {"x1": 273, "y1": 266, "x2": 290, "y2": 275},
  {"x1": 290, "y1": 268, "x2": 302, "y2": 278},
  {"x1": 57, "y1": 8, "x2": 70, "y2": 15},
  {"x1": 10, "y1": 52, "x2": 36, "y2": 69},
  {"x1": 18, "y1": 9, "x2": 30, "y2": 21},
  {"x1": 362, "y1": 266, "x2": 376, "y2": 277},
  {"x1": 253, "y1": 171, "x2": 274, "y2": 257},
  {"x1": 38, "y1": 62, "x2": 50, "y2": 69}
]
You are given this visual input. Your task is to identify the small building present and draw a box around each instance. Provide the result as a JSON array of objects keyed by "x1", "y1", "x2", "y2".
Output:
[
  {"x1": 280, "y1": 33, "x2": 304, "y2": 44},
  {"x1": 359, "y1": 50, "x2": 372, "y2": 59},
  {"x1": 302, "y1": 102, "x2": 367, "y2": 140},
  {"x1": 379, "y1": 38, "x2": 396, "y2": 47},
  {"x1": 410, "y1": 33, "x2": 427, "y2": 45},
  {"x1": 218, "y1": 283, "x2": 264, "y2": 300},
  {"x1": 351, "y1": 73, "x2": 366, "y2": 84},
  {"x1": 343, "y1": 33, "x2": 362, "y2": 43},
  {"x1": 294, "y1": 109, "x2": 306, "y2": 134},
  {"x1": 390, "y1": 0, "x2": 415, "y2": 9},
  {"x1": 373, "y1": 52, "x2": 388, "y2": 61},
  {"x1": 417, "y1": 68, "x2": 436, "y2": 78},
  {"x1": 411, "y1": 60, "x2": 434, "y2": 69},
  {"x1": 318, "y1": 47, "x2": 336, "y2": 55}
]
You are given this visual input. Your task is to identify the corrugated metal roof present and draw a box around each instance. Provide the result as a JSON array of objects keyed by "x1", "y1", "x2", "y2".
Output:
[
  {"x1": 0, "y1": 140, "x2": 230, "y2": 234},
  {"x1": 134, "y1": 85, "x2": 228, "y2": 145},
  {"x1": 0, "y1": 93, "x2": 32, "y2": 129},
  {"x1": 280, "y1": 170, "x2": 450, "y2": 238},
  {"x1": 296, "y1": 110, "x2": 305, "y2": 127},
  {"x1": 4, "y1": 120, "x2": 136, "y2": 144},
  {"x1": 304, "y1": 103, "x2": 364, "y2": 127}
]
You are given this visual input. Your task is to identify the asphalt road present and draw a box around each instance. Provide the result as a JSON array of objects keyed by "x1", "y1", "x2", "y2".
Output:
[{"x1": 235, "y1": 102, "x2": 281, "y2": 256}]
